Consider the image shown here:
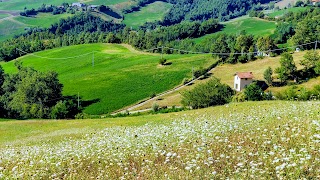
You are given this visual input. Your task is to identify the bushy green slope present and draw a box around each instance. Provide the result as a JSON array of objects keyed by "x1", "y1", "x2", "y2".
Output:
[{"x1": 1, "y1": 43, "x2": 214, "y2": 115}]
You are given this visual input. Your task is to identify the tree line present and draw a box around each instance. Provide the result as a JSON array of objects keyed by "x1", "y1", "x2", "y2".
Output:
[
  {"x1": 1, "y1": 7, "x2": 319, "y2": 64},
  {"x1": 123, "y1": 0, "x2": 273, "y2": 26},
  {"x1": 0, "y1": 63, "x2": 80, "y2": 119}
]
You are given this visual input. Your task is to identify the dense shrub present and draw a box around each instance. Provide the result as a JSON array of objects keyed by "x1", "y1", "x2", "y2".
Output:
[
  {"x1": 181, "y1": 77, "x2": 234, "y2": 109},
  {"x1": 244, "y1": 82, "x2": 265, "y2": 101}
]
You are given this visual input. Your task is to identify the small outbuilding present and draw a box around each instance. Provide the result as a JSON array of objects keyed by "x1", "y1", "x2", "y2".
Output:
[
  {"x1": 234, "y1": 72, "x2": 254, "y2": 91},
  {"x1": 72, "y1": 3, "x2": 85, "y2": 8}
]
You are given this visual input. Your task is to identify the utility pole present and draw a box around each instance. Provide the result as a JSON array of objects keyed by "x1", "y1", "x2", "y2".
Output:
[
  {"x1": 78, "y1": 92, "x2": 80, "y2": 108},
  {"x1": 161, "y1": 46, "x2": 164, "y2": 60},
  {"x1": 315, "y1": 40, "x2": 318, "y2": 51},
  {"x1": 92, "y1": 52, "x2": 95, "y2": 67},
  {"x1": 192, "y1": 66, "x2": 194, "y2": 80}
]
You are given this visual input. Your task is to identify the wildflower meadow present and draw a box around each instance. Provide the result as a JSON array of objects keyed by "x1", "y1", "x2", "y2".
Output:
[{"x1": 0, "y1": 101, "x2": 320, "y2": 179}]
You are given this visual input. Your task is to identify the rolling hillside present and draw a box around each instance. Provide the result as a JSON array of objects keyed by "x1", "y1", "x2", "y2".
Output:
[
  {"x1": 0, "y1": 13, "x2": 73, "y2": 41},
  {"x1": 0, "y1": 43, "x2": 215, "y2": 115},
  {"x1": 133, "y1": 50, "x2": 320, "y2": 110},
  {"x1": 123, "y1": 1, "x2": 172, "y2": 28},
  {"x1": 194, "y1": 16, "x2": 276, "y2": 43}
]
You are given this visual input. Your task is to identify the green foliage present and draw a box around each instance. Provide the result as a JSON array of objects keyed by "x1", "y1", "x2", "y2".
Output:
[
  {"x1": 301, "y1": 50, "x2": 320, "y2": 72},
  {"x1": 0, "y1": 63, "x2": 63, "y2": 119},
  {"x1": 181, "y1": 77, "x2": 234, "y2": 109},
  {"x1": 151, "y1": 103, "x2": 159, "y2": 112},
  {"x1": 264, "y1": 67, "x2": 273, "y2": 85},
  {"x1": 159, "y1": 58, "x2": 167, "y2": 65},
  {"x1": 50, "y1": 101, "x2": 68, "y2": 119},
  {"x1": 275, "y1": 53, "x2": 297, "y2": 83},
  {"x1": 275, "y1": 85, "x2": 320, "y2": 101},
  {"x1": 232, "y1": 92, "x2": 246, "y2": 102},
  {"x1": 244, "y1": 82, "x2": 265, "y2": 101}
]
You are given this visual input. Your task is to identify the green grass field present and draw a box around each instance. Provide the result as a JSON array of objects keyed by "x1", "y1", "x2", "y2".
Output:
[
  {"x1": 123, "y1": 1, "x2": 172, "y2": 29},
  {"x1": 0, "y1": 0, "x2": 131, "y2": 11},
  {"x1": 0, "y1": 43, "x2": 215, "y2": 115},
  {"x1": 0, "y1": 19, "x2": 25, "y2": 41},
  {"x1": 0, "y1": 0, "x2": 75, "y2": 11},
  {"x1": 0, "y1": 13, "x2": 73, "y2": 42},
  {"x1": 90, "y1": 0, "x2": 129, "y2": 5},
  {"x1": 0, "y1": 100, "x2": 319, "y2": 178},
  {"x1": 14, "y1": 13, "x2": 73, "y2": 27},
  {"x1": 194, "y1": 17, "x2": 276, "y2": 43},
  {"x1": 0, "y1": 13, "x2": 9, "y2": 19},
  {"x1": 267, "y1": 7, "x2": 308, "y2": 18}
]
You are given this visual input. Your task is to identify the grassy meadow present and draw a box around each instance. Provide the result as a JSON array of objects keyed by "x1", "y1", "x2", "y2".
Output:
[
  {"x1": 267, "y1": 7, "x2": 308, "y2": 18},
  {"x1": 0, "y1": 13, "x2": 9, "y2": 19},
  {"x1": 0, "y1": 0, "x2": 75, "y2": 11},
  {"x1": 0, "y1": 13, "x2": 73, "y2": 41},
  {"x1": 0, "y1": 101, "x2": 319, "y2": 178},
  {"x1": 0, "y1": 19, "x2": 25, "y2": 41},
  {"x1": 0, "y1": 43, "x2": 215, "y2": 115},
  {"x1": 123, "y1": 1, "x2": 172, "y2": 29},
  {"x1": 194, "y1": 17, "x2": 276, "y2": 43}
]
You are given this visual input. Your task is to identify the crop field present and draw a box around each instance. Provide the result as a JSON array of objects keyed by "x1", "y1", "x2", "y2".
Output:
[
  {"x1": 0, "y1": 101, "x2": 319, "y2": 178},
  {"x1": 0, "y1": 19, "x2": 25, "y2": 41},
  {"x1": 194, "y1": 17, "x2": 276, "y2": 43},
  {"x1": 1, "y1": 43, "x2": 214, "y2": 115},
  {"x1": 14, "y1": 13, "x2": 73, "y2": 27},
  {"x1": 90, "y1": 0, "x2": 129, "y2": 6},
  {"x1": 0, "y1": 0, "x2": 76, "y2": 11},
  {"x1": 0, "y1": 13, "x2": 73, "y2": 42},
  {"x1": 267, "y1": 7, "x2": 308, "y2": 18},
  {"x1": 0, "y1": 13, "x2": 9, "y2": 19},
  {"x1": 0, "y1": 0, "x2": 132, "y2": 11},
  {"x1": 123, "y1": 1, "x2": 172, "y2": 29}
]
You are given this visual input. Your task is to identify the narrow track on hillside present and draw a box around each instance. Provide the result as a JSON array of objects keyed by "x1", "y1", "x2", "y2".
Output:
[{"x1": 111, "y1": 65, "x2": 217, "y2": 115}]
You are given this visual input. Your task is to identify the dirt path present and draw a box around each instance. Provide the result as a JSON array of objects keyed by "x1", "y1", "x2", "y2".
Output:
[
  {"x1": 0, "y1": 10, "x2": 20, "y2": 16},
  {"x1": 111, "y1": 65, "x2": 217, "y2": 115},
  {"x1": 120, "y1": 44, "x2": 158, "y2": 55}
]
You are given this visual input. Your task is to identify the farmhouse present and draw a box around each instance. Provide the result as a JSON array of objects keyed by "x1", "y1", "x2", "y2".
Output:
[
  {"x1": 88, "y1": 5, "x2": 99, "y2": 10},
  {"x1": 72, "y1": 3, "x2": 85, "y2": 8},
  {"x1": 312, "y1": 0, "x2": 320, "y2": 5},
  {"x1": 234, "y1": 72, "x2": 254, "y2": 91}
]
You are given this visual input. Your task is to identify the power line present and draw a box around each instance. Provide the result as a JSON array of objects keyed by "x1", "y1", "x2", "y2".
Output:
[{"x1": 15, "y1": 40, "x2": 319, "y2": 60}]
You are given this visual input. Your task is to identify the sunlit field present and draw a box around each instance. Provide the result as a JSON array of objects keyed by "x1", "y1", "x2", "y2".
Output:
[{"x1": 0, "y1": 101, "x2": 319, "y2": 178}]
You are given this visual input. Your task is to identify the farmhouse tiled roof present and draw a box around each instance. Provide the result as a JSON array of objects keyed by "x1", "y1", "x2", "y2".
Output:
[{"x1": 235, "y1": 72, "x2": 254, "y2": 79}]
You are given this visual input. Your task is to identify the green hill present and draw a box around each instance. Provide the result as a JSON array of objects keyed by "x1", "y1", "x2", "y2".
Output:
[
  {"x1": 0, "y1": 13, "x2": 73, "y2": 41},
  {"x1": 123, "y1": 1, "x2": 172, "y2": 29},
  {"x1": 0, "y1": 100, "x2": 319, "y2": 178},
  {"x1": 194, "y1": 16, "x2": 276, "y2": 43},
  {"x1": 0, "y1": 43, "x2": 215, "y2": 115}
]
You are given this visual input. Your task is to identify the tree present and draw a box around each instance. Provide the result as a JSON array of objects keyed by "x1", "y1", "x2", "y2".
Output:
[
  {"x1": 300, "y1": 50, "x2": 320, "y2": 70},
  {"x1": 264, "y1": 67, "x2": 273, "y2": 85},
  {"x1": 181, "y1": 77, "x2": 234, "y2": 109},
  {"x1": 1, "y1": 63, "x2": 63, "y2": 119},
  {"x1": 244, "y1": 82, "x2": 265, "y2": 101},
  {"x1": 275, "y1": 53, "x2": 297, "y2": 83}
]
